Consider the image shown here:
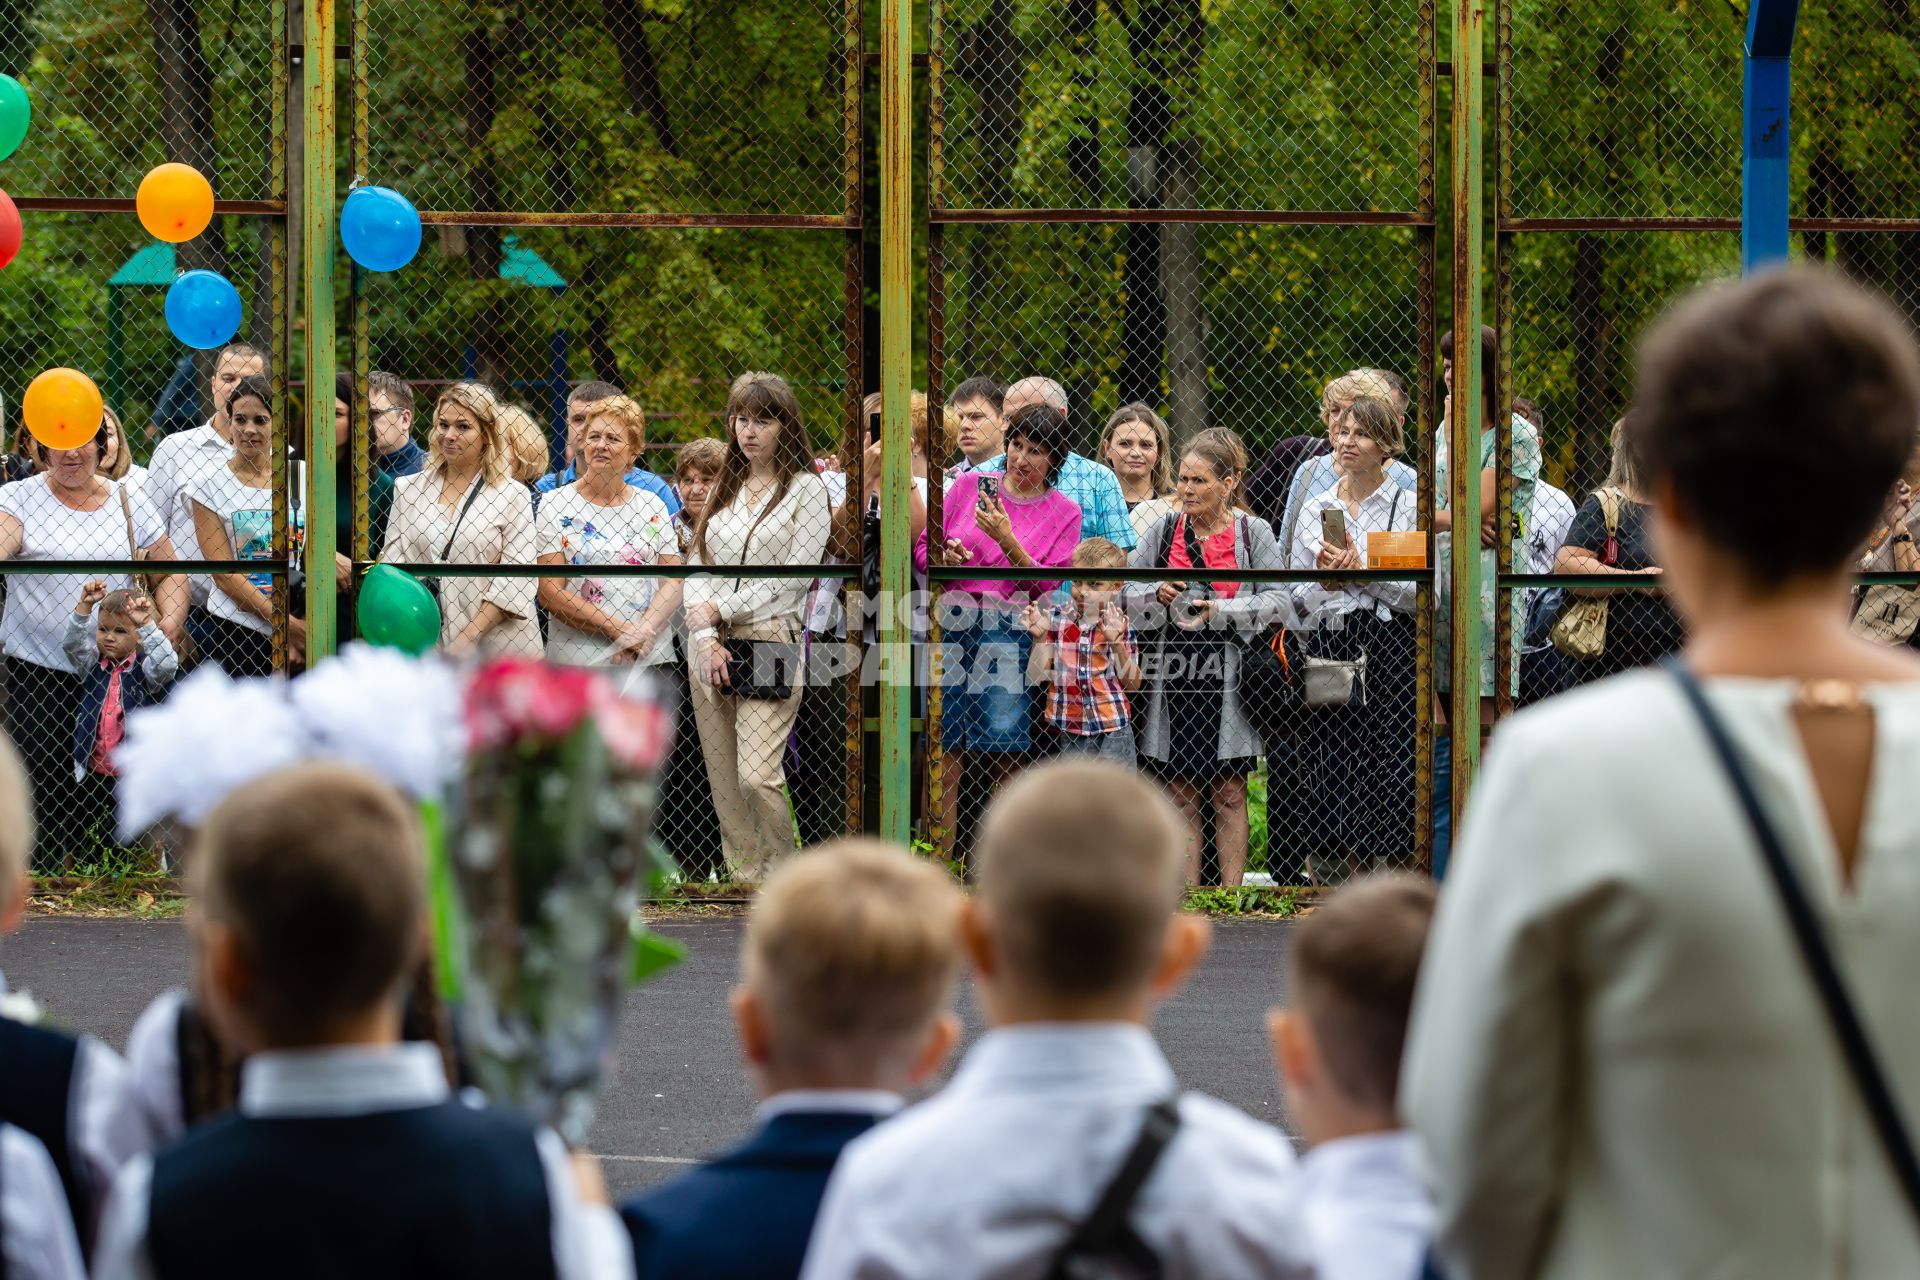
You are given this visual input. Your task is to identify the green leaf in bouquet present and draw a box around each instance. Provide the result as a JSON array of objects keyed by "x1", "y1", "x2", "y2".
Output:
[
  {"x1": 628, "y1": 922, "x2": 687, "y2": 986},
  {"x1": 419, "y1": 800, "x2": 463, "y2": 1002}
]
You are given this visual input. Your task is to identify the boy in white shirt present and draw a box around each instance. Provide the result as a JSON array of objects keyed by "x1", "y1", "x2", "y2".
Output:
[
  {"x1": 803, "y1": 758, "x2": 1303, "y2": 1280},
  {"x1": 1268, "y1": 874, "x2": 1437, "y2": 1280}
]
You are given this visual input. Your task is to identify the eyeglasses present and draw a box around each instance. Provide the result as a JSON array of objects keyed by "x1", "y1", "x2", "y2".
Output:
[{"x1": 371, "y1": 406, "x2": 405, "y2": 421}]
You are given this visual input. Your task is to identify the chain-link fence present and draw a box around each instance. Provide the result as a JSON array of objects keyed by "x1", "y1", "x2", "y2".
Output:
[
  {"x1": 0, "y1": 1, "x2": 290, "y2": 877},
  {"x1": 9, "y1": 0, "x2": 1917, "y2": 887},
  {"x1": 926, "y1": 0, "x2": 1439, "y2": 884},
  {"x1": 344, "y1": 0, "x2": 863, "y2": 886},
  {"x1": 1492, "y1": 0, "x2": 1920, "y2": 754}
]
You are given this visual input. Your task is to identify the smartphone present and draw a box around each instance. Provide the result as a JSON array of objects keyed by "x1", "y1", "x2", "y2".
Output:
[
  {"x1": 1321, "y1": 506, "x2": 1349, "y2": 550},
  {"x1": 977, "y1": 475, "x2": 999, "y2": 509}
]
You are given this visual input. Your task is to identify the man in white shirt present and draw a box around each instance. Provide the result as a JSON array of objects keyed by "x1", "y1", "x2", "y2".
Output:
[
  {"x1": 803, "y1": 759, "x2": 1303, "y2": 1280},
  {"x1": 141, "y1": 343, "x2": 269, "y2": 612},
  {"x1": 1269, "y1": 875, "x2": 1437, "y2": 1280}
]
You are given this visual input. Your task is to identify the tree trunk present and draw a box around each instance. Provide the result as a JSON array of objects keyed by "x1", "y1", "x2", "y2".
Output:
[
  {"x1": 952, "y1": 0, "x2": 1020, "y2": 376},
  {"x1": 603, "y1": 0, "x2": 680, "y2": 158},
  {"x1": 1150, "y1": 0, "x2": 1207, "y2": 432},
  {"x1": 146, "y1": 0, "x2": 226, "y2": 276},
  {"x1": 1118, "y1": 0, "x2": 1171, "y2": 406},
  {"x1": 463, "y1": 19, "x2": 506, "y2": 388},
  {"x1": 1569, "y1": 234, "x2": 1609, "y2": 493},
  {"x1": 1161, "y1": 136, "x2": 1206, "y2": 434}
]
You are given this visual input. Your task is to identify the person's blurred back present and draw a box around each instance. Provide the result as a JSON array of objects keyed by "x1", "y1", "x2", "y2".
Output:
[{"x1": 1405, "y1": 267, "x2": 1920, "y2": 1280}]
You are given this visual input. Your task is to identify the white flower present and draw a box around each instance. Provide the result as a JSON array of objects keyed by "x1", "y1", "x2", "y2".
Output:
[
  {"x1": 116, "y1": 667, "x2": 308, "y2": 840},
  {"x1": 291, "y1": 643, "x2": 462, "y2": 802}
]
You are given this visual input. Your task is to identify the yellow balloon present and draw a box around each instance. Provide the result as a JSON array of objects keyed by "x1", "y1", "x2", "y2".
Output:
[
  {"x1": 136, "y1": 163, "x2": 214, "y2": 243},
  {"x1": 23, "y1": 368, "x2": 104, "y2": 452}
]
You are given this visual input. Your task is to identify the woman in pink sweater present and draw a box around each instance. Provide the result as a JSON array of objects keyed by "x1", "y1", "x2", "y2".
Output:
[{"x1": 918, "y1": 404, "x2": 1082, "y2": 848}]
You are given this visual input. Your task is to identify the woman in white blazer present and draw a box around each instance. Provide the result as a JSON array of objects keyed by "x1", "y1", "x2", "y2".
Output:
[
  {"x1": 1404, "y1": 268, "x2": 1920, "y2": 1279},
  {"x1": 380, "y1": 381, "x2": 539, "y2": 657}
]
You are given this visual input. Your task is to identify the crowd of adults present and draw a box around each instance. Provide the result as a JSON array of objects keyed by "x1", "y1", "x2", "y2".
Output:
[{"x1": 4, "y1": 322, "x2": 1918, "y2": 883}]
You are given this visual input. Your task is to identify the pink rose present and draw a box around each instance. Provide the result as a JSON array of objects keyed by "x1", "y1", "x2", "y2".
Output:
[
  {"x1": 590, "y1": 682, "x2": 673, "y2": 773},
  {"x1": 465, "y1": 659, "x2": 599, "y2": 751}
]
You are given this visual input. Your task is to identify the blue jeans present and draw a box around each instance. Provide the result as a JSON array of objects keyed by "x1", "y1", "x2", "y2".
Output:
[
  {"x1": 1053, "y1": 723, "x2": 1138, "y2": 766},
  {"x1": 1431, "y1": 733, "x2": 1453, "y2": 880}
]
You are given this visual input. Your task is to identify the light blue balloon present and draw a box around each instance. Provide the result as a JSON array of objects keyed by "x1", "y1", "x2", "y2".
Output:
[
  {"x1": 340, "y1": 185, "x2": 422, "y2": 273},
  {"x1": 164, "y1": 270, "x2": 242, "y2": 350}
]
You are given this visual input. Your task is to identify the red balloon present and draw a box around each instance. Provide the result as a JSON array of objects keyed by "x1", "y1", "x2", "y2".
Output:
[{"x1": 0, "y1": 189, "x2": 19, "y2": 269}]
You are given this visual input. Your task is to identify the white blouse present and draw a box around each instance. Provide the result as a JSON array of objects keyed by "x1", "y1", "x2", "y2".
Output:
[
  {"x1": 1405, "y1": 671, "x2": 1920, "y2": 1280},
  {"x1": 683, "y1": 471, "x2": 832, "y2": 628},
  {"x1": 1288, "y1": 478, "x2": 1418, "y2": 626}
]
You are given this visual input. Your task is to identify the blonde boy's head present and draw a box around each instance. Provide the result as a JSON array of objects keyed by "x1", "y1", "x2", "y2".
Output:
[
  {"x1": 973, "y1": 759, "x2": 1192, "y2": 1008},
  {"x1": 739, "y1": 839, "x2": 962, "y2": 1082},
  {"x1": 195, "y1": 763, "x2": 424, "y2": 1050},
  {"x1": 1274, "y1": 873, "x2": 1436, "y2": 1131},
  {"x1": 0, "y1": 734, "x2": 31, "y2": 930}
]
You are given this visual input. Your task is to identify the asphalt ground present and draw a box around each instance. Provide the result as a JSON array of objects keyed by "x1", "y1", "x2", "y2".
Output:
[{"x1": 4, "y1": 914, "x2": 1298, "y2": 1197}]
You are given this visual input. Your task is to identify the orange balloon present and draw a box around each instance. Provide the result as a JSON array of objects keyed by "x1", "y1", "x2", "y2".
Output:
[
  {"x1": 23, "y1": 368, "x2": 104, "y2": 451},
  {"x1": 136, "y1": 163, "x2": 214, "y2": 243}
]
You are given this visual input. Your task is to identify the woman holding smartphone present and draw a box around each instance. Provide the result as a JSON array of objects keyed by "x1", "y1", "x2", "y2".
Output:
[
  {"x1": 917, "y1": 404, "x2": 1081, "y2": 854},
  {"x1": 1288, "y1": 396, "x2": 1420, "y2": 881}
]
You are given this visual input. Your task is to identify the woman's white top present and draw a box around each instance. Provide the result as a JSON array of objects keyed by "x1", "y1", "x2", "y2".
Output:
[
  {"x1": 381, "y1": 471, "x2": 540, "y2": 656},
  {"x1": 683, "y1": 471, "x2": 832, "y2": 629},
  {"x1": 1288, "y1": 477, "x2": 1417, "y2": 626},
  {"x1": 1404, "y1": 670, "x2": 1920, "y2": 1280},
  {"x1": 0, "y1": 476, "x2": 165, "y2": 671},
  {"x1": 187, "y1": 468, "x2": 275, "y2": 635},
  {"x1": 535, "y1": 482, "x2": 679, "y2": 668},
  {"x1": 1127, "y1": 495, "x2": 1178, "y2": 547}
]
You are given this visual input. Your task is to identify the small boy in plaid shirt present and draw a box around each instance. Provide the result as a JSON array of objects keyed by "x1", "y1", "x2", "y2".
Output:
[{"x1": 1021, "y1": 538, "x2": 1142, "y2": 764}]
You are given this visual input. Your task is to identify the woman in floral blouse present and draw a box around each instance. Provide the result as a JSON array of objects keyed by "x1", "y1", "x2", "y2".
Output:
[{"x1": 535, "y1": 394, "x2": 682, "y2": 669}]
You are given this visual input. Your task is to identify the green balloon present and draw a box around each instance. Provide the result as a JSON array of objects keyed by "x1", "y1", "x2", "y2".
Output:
[
  {"x1": 0, "y1": 77, "x2": 30, "y2": 163},
  {"x1": 358, "y1": 564, "x2": 442, "y2": 656}
]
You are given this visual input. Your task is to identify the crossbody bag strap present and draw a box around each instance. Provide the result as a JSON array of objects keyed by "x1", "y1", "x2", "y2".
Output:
[
  {"x1": 1045, "y1": 1095, "x2": 1183, "y2": 1280},
  {"x1": 118, "y1": 483, "x2": 142, "y2": 561},
  {"x1": 1663, "y1": 657, "x2": 1920, "y2": 1225},
  {"x1": 438, "y1": 474, "x2": 486, "y2": 563},
  {"x1": 1154, "y1": 512, "x2": 1179, "y2": 569}
]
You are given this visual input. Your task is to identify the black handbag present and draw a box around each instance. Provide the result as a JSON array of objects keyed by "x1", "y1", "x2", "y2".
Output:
[
  {"x1": 723, "y1": 636, "x2": 804, "y2": 700},
  {"x1": 1666, "y1": 658, "x2": 1920, "y2": 1225}
]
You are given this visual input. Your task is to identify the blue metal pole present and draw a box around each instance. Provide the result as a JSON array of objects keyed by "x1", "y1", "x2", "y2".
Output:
[{"x1": 1743, "y1": 0, "x2": 1800, "y2": 274}]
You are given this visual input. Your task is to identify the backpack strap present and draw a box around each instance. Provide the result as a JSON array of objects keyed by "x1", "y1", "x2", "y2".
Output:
[{"x1": 1045, "y1": 1096, "x2": 1183, "y2": 1280}]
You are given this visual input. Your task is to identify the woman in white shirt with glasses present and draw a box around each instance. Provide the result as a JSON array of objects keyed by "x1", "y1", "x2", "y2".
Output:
[{"x1": 1288, "y1": 395, "x2": 1419, "y2": 883}]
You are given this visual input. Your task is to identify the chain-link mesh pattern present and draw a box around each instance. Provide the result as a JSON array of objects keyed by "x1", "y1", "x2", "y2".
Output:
[
  {"x1": 0, "y1": 225, "x2": 288, "y2": 874},
  {"x1": 0, "y1": 0, "x2": 281, "y2": 203},
  {"x1": 363, "y1": 0, "x2": 855, "y2": 217},
  {"x1": 1506, "y1": 1, "x2": 1742, "y2": 221},
  {"x1": 352, "y1": 0, "x2": 863, "y2": 889},
  {"x1": 937, "y1": 0, "x2": 1426, "y2": 211}
]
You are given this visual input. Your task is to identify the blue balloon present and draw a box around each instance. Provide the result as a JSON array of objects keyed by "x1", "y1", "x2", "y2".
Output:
[
  {"x1": 164, "y1": 270, "x2": 242, "y2": 350},
  {"x1": 340, "y1": 185, "x2": 422, "y2": 272}
]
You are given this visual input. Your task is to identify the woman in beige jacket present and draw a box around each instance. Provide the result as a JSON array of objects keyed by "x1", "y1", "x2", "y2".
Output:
[
  {"x1": 380, "y1": 381, "x2": 539, "y2": 657},
  {"x1": 1405, "y1": 269, "x2": 1920, "y2": 1279}
]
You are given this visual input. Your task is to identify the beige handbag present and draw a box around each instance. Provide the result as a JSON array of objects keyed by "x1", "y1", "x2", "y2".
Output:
[
  {"x1": 1852, "y1": 583, "x2": 1920, "y2": 647},
  {"x1": 1551, "y1": 488, "x2": 1624, "y2": 661}
]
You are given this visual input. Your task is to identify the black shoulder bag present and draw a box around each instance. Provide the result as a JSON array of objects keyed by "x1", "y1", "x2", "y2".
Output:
[
  {"x1": 1045, "y1": 1096, "x2": 1183, "y2": 1280},
  {"x1": 425, "y1": 474, "x2": 486, "y2": 607},
  {"x1": 1665, "y1": 657, "x2": 1920, "y2": 1225}
]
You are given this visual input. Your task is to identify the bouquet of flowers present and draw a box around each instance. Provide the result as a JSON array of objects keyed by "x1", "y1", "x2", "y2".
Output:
[{"x1": 447, "y1": 658, "x2": 680, "y2": 1144}]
